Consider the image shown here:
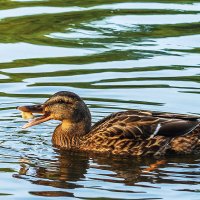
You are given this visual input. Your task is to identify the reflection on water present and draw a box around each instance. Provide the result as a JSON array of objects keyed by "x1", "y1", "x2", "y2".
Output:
[
  {"x1": 0, "y1": 0, "x2": 200, "y2": 199},
  {"x1": 9, "y1": 151, "x2": 200, "y2": 199}
]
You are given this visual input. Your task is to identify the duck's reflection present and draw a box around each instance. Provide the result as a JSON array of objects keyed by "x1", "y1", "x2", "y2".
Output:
[
  {"x1": 33, "y1": 150, "x2": 89, "y2": 183},
  {"x1": 14, "y1": 149, "x2": 200, "y2": 197},
  {"x1": 14, "y1": 150, "x2": 89, "y2": 197}
]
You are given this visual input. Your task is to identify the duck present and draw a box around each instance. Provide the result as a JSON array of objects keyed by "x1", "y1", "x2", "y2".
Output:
[{"x1": 17, "y1": 91, "x2": 200, "y2": 156}]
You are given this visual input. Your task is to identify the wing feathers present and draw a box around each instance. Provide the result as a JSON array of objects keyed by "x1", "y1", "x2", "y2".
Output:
[
  {"x1": 90, "y1": 110, "x2": 200, "y2": 141},
  {"x1": 157, "y1": 120, "x2": 200, "y2": 137}
]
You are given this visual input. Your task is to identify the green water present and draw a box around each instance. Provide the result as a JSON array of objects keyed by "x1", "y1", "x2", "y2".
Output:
[{"x1": 0, "y1": 0, "x2": 200, "y2": 199}]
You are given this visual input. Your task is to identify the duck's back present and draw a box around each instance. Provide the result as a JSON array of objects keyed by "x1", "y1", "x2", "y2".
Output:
[{"x1": 80, "y1": 110, "x2": 200, "y2": 156}]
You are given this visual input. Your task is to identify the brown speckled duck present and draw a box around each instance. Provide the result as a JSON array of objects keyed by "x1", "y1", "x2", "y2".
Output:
[{"x1": 17, "y1": 91, "x2": 200, "y2": 156}]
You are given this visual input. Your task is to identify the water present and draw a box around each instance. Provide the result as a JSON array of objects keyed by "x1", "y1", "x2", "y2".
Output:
[{"x1": 0, "y1": 0, "x2": 200, "y2": 199}]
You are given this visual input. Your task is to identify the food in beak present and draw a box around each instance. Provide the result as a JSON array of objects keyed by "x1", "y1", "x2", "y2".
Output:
[
  {"x1": 17, "y1": 104, "x2": 51, "y2": 129},
  {"x1": 21, "y1": 111, "x2": 34, "y2": 120},
  {"x1": 22, "y1": 114, "x2": 52, "y2": 129}
]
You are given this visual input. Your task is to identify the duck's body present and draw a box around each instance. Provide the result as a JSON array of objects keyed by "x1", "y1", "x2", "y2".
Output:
[
  {"x1": 18, "y1": 91, "x2": 200, "y2": 156},
  {"x1": 81, "y1": 110, "x2": 200, "y2": 156}
]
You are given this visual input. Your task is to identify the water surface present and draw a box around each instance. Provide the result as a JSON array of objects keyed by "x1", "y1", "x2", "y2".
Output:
[{"x1": 0, "y1": 0, "x2": 200, "y2": 199}]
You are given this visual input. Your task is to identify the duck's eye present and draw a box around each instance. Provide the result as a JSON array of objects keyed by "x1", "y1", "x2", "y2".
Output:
[{"x1": 58, "y1": 100, "x2": 65, "y2": 104}]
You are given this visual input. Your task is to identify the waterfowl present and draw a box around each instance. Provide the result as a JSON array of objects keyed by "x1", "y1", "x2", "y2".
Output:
[{"x1": 17, "y1": 91, "x2": 200, "y2": 156}]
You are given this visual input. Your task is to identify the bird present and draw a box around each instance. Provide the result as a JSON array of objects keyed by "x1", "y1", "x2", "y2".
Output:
[{"x1": 17, "y1": 91, "x2": 200, "y2": 156}]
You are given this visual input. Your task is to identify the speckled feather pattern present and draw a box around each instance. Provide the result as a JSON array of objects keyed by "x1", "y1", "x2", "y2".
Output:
[{"x1": 80, "y1": 110, "x2": 200, "y2": 156}]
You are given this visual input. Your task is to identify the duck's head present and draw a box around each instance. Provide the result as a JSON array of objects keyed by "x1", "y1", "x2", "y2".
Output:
[{"x1": 17, "y1": 91, "x2": 91, "y2": 133}]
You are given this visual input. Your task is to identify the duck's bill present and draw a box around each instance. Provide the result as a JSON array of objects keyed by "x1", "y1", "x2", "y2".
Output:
[
  {"x1": 22, "y1": 114, "x2": 52, "y2": 129},
  {"x1": 17, "y1": 104, "x2": 44, "y2": 113},
  {"x1": 17, "y1": 104, "x2": 52, "y2": 129}
]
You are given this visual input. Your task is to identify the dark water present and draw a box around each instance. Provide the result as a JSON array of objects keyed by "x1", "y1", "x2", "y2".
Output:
[{"x1": 0, "y1": 0, "x2": 200, "y2": 199}]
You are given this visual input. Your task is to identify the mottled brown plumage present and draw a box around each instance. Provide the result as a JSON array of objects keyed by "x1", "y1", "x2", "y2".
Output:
[{"x1": 17, "y1": 91, "x2": 200, "y2": 156}]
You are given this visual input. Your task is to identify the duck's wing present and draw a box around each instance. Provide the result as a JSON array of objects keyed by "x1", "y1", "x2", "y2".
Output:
[
  {"x1": 151, "y1": 111, "x2": 200, "y2": 137},
  {"x1": 151, "y1": 111, "x2": 200, "y2": 121},
  {"x1": 90, "y1": 110, "x2": 200, "y2": 140}
]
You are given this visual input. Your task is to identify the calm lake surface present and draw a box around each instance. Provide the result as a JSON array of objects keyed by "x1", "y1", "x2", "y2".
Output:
[{"x1": 0, "y1": 0, "x2": 200, "y2": 199}]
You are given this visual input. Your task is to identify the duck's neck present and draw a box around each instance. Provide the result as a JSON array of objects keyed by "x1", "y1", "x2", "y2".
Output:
[{"x1": 52, "y1": 119, "x2": 91, "y2": 149}]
